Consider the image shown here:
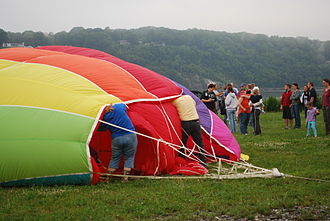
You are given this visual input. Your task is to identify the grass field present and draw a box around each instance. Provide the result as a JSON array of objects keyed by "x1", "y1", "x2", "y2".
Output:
[{"x1": 1, "y1": 112, "x2": 330, "y2": 220}]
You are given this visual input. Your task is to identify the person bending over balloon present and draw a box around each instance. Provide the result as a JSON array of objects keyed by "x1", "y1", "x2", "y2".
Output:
[
  {"x1": 172, "y1": 95, "x2": 207, "y2": 165},
  {"x1": 102, "y1": 103, "x2": 137, "y2": 181}
]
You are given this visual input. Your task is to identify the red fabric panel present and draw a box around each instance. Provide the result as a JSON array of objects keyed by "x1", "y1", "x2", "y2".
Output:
[
  {"x1": 37, "y1": 46, "x2": 183, "y2": 98},
  {"x1": 89, "y1": 102, "x2": 180, "y2": 175},
  {"x1": 185, "y1": 131, "x2": 236, "y2": 161},
  {"x1": 90, "y1": 157, "x2": 101, "y2": 185},
  {"x1": 169, "y1": 157, "x2": 208, "y2": 175},
  {"x1": 89, "y1": 102, "x2": 210, "y2": 179},
  {"x1": 127, "y1": 102, "x2": 181, "y2": 174}
]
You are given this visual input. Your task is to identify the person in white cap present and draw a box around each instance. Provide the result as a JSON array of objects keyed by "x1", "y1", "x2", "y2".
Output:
[{"x1": 249, "y1": 87, "x2": 263, "y2": 135}]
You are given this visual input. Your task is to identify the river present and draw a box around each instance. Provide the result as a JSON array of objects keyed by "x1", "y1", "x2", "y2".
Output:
[{"x1": 261, "y1": 88, "x2": 324, "y2": 98}]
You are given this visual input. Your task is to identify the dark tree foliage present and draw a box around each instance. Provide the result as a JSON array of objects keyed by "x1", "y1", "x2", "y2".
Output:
[
  {"x1": 263, "y1": 96, "x2": 281, "y2": 112},
  {"x1": 3, "y1": 27, "x2": 330, "y2": 89},
  {"x1": 0, "y1": 29, "x2": 9, "y2": 48}
]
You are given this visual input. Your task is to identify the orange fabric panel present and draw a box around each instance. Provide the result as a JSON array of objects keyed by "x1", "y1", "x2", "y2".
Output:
[
  {"x1": 29, "y1": 55, "x2": 155, "y2": 101},
  {"x1": 0, "y1": 48, "x2": 65, "y2": 62},
  {"x1": 0, "y1": 48, "x2": 155, "y2": 101}
]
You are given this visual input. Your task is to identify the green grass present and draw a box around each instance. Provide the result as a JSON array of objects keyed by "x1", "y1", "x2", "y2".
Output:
[{"x1": 1, "y1": 112, "x2": 329, "y2": 220}]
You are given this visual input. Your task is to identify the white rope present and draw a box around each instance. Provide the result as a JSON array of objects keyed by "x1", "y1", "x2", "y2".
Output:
[
  {"x1": 98, "y1": 115, "x2": 261, "y2": 169},
  {"x1": 98, "y1": 117, "x2": 281, "y2": 173},
  {"x1": 180, "y1": 127, "x2": 208, "y2": 164},
  {"x1": 155, "y1": 105, "x2": 174, "y2": 143},
  {"x1": 187, "y1": 143, "x2": 196, "y2": 157},
  {"x1": 98, "y1": 119, "x2": 207, "y2": 165},
  {"x1": 94, "y1": 120, "x2": 330, "y2": 182},
  {"x1": 154, "y1": 139, "x2": 160, "y2": 175},
  {"x1": 157, "y1": 103, "x2": 208, "y2": 165},
  {"x1": 96, "y1": 171, "x2": 330, "y2": 182},
  {"x1": 96, "y1": 118, "x2": 330, "y2": 183},
  {"x1": 97, "y1": 108, "x2": 289, "y2": 175},
  {"x1": 208, "y1": 111, "x2": 218, "y2": 160},
  {"x1": 98, "y1": 118, "x2": 278, "y2": 181},
  {"x1": 157, "y1": 103, "x2": 199, "y2": 161},
  {"x1": 283, "y1": 174, "x2": 330, "y2": 183},
  {"x1": 96, "y1": 172, "x2": 276, "y2": 180},
  {"x1": 156, "y1": 97, "x2": 233, "y2": 165}
]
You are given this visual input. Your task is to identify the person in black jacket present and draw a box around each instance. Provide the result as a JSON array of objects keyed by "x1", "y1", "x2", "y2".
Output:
[
  {"x1": 201, "y1": 84, "x2": 217, "y2": 113},
  {"x1": 307, "y1": 82, "x2": 317, "y2": 107}
]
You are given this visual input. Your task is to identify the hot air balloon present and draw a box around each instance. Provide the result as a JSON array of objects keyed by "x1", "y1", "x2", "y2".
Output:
[{"x1": 0, "y1": 46, "x2": 240, "y2": 186}]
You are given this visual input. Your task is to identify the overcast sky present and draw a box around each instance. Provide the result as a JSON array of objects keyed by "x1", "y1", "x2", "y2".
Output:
[{"x1": 1, "y1": 0, "x2": 330, "y2": 41}]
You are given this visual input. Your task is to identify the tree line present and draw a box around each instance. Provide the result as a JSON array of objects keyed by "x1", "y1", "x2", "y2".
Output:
[{"x1": 1, "y1": 27, "x2": 330, "y2": 90}]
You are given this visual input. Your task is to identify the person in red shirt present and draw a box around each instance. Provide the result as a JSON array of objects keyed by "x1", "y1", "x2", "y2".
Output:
[
  {"x1": 280, "y1": 84, "x2": 293, "y2": 129},
  {"x1": 238, "y1": 88, "x2": 251, "y2": 135},
  {"x1": 322, "y1": 78, "x2": 330, "y2": 135}
]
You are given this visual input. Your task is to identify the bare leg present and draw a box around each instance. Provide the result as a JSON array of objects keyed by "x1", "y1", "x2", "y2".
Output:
[
  {"x1": 100, "y1": 168, "x2": 115, "y2": 183},
  {"x1": 289, "y1": 119, "x2": 293, "y2": 129},
  {"x1": 284, "y1": 119, "x2": 288, "y2": 128},
  {"x1": 123, "y1": 168, "x2": 131, "y2": 182},
  {"x1": 108, "y1": 168, "x2": 116, "y2": 173}
]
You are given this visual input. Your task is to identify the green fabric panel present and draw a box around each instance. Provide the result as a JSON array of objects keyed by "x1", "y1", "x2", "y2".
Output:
[{"x1": 0, "y1": 106, "x2": 95, "y2": 183}]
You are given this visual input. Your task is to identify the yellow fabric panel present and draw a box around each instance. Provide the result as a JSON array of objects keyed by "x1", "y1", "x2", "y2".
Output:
[
  {"x1": 0, "y1": 59, "x2": 17, "y2": 71},
  {"x1": 240, "y1": 153, "x2": 250, "y2": 161},
  {"x1": 0, "y1": 60, "x2": 121, "y2": 118}
]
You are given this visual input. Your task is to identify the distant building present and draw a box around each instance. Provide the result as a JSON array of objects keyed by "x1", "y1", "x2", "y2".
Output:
[
  {"x1": 2, "y1": 42, "x2": 26, "y2": 48},
  {"x1": 143, "y1": 42, "x2": 166, "y2": 47},
  {"x1": 119, "y1": 40, "x2": 130, "y2": 45}
]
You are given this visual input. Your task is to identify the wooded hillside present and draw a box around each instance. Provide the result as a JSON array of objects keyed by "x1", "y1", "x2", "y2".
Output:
[{"x1": 1, "y1": 27, "x2": 329, "y2": 89}]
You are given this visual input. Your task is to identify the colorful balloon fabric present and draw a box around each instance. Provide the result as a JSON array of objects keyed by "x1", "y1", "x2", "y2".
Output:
[{"x1": 0, "y1": 46, "x2": 240, "y2": 186}]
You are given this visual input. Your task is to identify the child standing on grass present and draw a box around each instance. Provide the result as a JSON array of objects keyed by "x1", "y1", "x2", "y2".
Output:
[{"x1": 306, "y1": 103, "x2": 320, "y2": 137}]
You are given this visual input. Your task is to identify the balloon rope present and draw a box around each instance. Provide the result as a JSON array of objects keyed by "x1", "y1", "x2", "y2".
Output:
[
  {"x1": 158, "y1": 103, "x2": 208, "y2": 165},
  {"x1": 97, "y1": 118, "x2": 278, "y2": 172},
  {"x1": 158, "y1": 102, "x2": 221, "y2": 163},
  {"x1": 97, "y1": 119, "x2": 207, "y2": 165}
]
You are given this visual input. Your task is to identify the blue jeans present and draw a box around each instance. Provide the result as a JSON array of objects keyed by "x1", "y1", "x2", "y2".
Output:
[
  {"x1": 227, "y1": 109, "x2": 237, "y2": 133},
  {"x1": 239, "y1": 112, "x2": 250, "y2": 134},
  {"x1": 307, "y1": 121, "x2": 317, "y2": 137},
  {"x1": 292, "y1": 104, "x2": 301, "y2": 128},
  {"x1": 109, "y1": 133, "x2": 137, "y2": 169},
  {"x1": 249, "y1": 113, "x2": 254, "y2": 128}
]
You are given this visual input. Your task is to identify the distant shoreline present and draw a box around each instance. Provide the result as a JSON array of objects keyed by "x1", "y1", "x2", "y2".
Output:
[{"x1": 261, "y1": 88, "x2": 323, "y2": 98}]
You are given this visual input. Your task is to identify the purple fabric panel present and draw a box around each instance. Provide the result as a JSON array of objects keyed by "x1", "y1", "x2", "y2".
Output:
[
  {"x1": 176, "y1": 83, "x2": 240, "y2": 159},
  {"x1": 209, "y1": 111, "x2": 241, "y2": 159},
  {"x1": 176, "y1": 83, "x2": 212, "y2": 133}
]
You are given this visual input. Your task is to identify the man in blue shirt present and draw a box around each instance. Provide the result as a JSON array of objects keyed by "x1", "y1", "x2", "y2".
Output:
[{"x1": 102, "y1": 103, "x2": 137, "y2": 181}]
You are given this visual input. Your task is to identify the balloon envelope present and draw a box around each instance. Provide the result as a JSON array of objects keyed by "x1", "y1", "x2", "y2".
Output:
[{"x1": 0, "y1": 46, "x2": 240, "y2": 186}]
